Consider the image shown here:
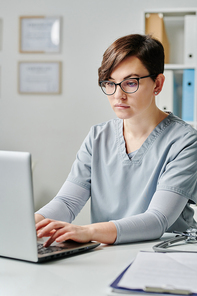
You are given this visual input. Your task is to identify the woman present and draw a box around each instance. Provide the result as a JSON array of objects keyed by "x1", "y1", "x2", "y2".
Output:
[{"x1": 35, "y1": 34, "x2": 197, "y2": 247}]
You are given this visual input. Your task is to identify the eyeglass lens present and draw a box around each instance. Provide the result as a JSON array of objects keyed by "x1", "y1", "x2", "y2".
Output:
[{"x1": 101, "y1": 78, "x2": 138, "y2": 95}]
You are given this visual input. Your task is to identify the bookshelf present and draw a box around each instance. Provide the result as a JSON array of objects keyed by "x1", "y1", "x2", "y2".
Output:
[{"x1": 143, "y1": 8, "x2": 197, "y2": 129}]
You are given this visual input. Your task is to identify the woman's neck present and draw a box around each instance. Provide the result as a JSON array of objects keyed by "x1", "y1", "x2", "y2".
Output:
[{"x1": 123, "y1": 108, "x2": 168, "y2": 153}]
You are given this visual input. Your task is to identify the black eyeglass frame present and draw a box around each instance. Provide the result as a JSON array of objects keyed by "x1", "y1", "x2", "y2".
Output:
[{"x1": 99, "y1": 74, "x2": 158, "y2": 95}]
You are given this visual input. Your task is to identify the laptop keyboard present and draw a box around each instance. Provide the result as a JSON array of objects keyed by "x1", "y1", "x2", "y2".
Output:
[{"x1": 37, "y1": 243, "x2": 64, "y2": 254}]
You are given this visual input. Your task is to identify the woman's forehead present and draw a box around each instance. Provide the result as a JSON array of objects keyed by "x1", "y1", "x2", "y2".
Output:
[{"x1": 110, "y1": 56, "x2": 148, "y2": 80}]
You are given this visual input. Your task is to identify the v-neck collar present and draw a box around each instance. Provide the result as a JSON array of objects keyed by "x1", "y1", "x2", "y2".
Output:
[{"x1": 115, "y1": 113, "x2": 172, "y2": 165}]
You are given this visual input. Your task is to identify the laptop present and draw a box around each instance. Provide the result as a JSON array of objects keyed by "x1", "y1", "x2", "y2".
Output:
[{"x1": 0, "y1": 150, "x2": 100, "y2": 262}]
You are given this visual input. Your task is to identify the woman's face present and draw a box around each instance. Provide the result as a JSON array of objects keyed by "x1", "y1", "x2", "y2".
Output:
[{"x1": 107, "y1": 55, "x2": 158, "y2": 121}]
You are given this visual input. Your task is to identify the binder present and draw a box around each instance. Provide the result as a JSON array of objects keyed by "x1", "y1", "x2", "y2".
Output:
[
  {"x1": 184, "y1": 15, "x2": 197, "y2": 65},
  {"x1": 156, "y1": 70, "x2": 182, "y2": 117},
  {"x1": 173, "y1": 71, "x2": 182, "y2": 118},
  {"x1": 156, "y1": 70, "x2": 174, "y2": 113},
  {"x1": 182, "y1": 69, "x2": 195, "y2": 122},
  {"x1": 145, "y1": 13, "x2": 170, "y2": 64}
]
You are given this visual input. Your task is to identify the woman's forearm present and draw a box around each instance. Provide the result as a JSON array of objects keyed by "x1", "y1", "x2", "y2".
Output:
[
  {"x1": 86, "y1": 221, "x2": 117, "y2": 244},
  {"x1": 35, "y1": 213, "x2": 45, "y2": 224},
  {"x1": 36, "y1": 219, "x2": 117, "y2": 247}
]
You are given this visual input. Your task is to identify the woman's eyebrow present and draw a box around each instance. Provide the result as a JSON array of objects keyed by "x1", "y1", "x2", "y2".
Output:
[
  {"x1": 124, "y1": 73, "x2": 140, "y2": 79},
  {"x1": 109, "y1": 73, "x2": 140, "y2": 80}
]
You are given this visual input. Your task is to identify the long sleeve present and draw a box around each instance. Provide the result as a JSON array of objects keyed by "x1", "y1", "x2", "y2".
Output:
[
  {"x1": 112, "y1": 190, "x2": 191, "y2": 244},
  {"x1": 36, "y1": 180, "x2": 90, "y2": 223}
]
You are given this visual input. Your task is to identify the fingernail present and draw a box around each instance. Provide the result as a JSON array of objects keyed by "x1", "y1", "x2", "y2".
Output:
[{"x1": 37, "y1": 232, "x2": 42, "y2": 238}]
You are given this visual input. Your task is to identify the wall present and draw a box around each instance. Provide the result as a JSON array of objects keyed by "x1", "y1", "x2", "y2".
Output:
[{"x1": 0, "y1": 0, "x2": 197, "y2": 225}]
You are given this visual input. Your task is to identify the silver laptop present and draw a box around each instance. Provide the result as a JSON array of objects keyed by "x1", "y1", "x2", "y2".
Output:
[{"x1": 0, "y1": 150, "x2": 100, "y2": 262}]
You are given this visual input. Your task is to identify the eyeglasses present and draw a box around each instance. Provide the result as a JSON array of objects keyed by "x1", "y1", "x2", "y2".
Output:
[{"x1": 99, "y1": 74, "x2": 157, "y2": 95}]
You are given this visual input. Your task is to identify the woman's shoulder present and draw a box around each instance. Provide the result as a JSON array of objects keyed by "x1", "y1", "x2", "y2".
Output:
[
  {"x1": 160, "y1": 114, "x2": 197, "y2": 152},
  {"x1": 90, "y1": 118, "x2": 122, "y2": 136},
  {"x1": 166, "y1": 113, "x2": 197, "y2": 138}
]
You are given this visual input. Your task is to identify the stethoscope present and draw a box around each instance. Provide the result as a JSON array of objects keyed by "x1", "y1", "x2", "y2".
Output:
[{"x1": 153, "y1": 228, "x2": 197, "y2": 253}]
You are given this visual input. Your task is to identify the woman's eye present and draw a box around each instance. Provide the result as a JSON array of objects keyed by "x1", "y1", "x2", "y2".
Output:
[
  {"x1": 106, "y1": 82, "x2": 114, "y2": 88},
  {"x1": 126, "y1": 80, "x2": 137, "y2": 87}
]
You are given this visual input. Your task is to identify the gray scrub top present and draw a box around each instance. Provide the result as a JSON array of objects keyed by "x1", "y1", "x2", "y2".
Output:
[{"x1": 67, "y1": 113, "x2": 197, "y2": 223}]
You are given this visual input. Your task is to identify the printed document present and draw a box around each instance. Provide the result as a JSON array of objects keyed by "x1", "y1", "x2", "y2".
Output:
[{"x1": 118, "y1": 251, "x2": 197, "y2": 293}]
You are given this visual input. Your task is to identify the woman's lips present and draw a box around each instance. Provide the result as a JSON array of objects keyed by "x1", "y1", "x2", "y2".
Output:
[{"x1": 114, "y1": 104, "x2": 130, "y2": 109}]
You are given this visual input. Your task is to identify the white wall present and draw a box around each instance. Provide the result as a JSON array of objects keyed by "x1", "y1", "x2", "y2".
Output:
[{"x1": 0, "y1": 0, "x2": 197, "y2": 225}]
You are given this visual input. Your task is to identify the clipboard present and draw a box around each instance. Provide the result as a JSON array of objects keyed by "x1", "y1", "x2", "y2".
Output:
[
  {"x1": 110, "y1": 268, "x2": 194, "y2": 295},
  {"x1": 110, "y1": 251, "x2": 197, "y2": 295},
  {"x1": 110, "y1": 262, "x2": 193, "y2": 295}
]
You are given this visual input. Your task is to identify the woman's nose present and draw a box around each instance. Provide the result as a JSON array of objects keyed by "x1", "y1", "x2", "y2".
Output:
[{"x1": 113, "y1": 85, "x2": 127, "y2": 100}]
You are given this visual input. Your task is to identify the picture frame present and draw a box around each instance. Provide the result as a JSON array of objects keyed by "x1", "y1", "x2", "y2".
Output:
[
  {"x1": 19, "y1": 16, "x2": 61, "y2": 53},
  {"x1": 18, "y1": 61, "x2": 62, "y2": 94},
  {"x1": 0, "y1": 19, "x2": 3, "y2": 50},
  {"x1": 0, "y1": 66, "x2": 1, "y2": 98}
]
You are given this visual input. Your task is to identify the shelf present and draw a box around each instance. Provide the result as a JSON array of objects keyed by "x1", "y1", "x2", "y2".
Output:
[
  {"x1": 144, "y1": 8, "x2": 197, "y2": 127},
  {"x1": 164, "y1": 64, "x2": 196, "y2": 70},
  {"x1": 144, "y1": 8, "x2": 197, "y2": 17}
]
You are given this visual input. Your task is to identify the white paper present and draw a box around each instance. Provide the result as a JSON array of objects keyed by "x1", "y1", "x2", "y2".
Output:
[
  {"x1": 118, "y1": 251, "x2": 197, "y2": 293},
  {"x1": 19, "y1": 62, "x2": 60, "y2": 94},
  {"x1": 20, "y1": 17, "x2": 60, "y2": 52}
]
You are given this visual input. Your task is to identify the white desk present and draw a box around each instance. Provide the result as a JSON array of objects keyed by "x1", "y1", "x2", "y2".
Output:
[{"x1": 0, "y1": 235, "x2": 173, "y2": 296}]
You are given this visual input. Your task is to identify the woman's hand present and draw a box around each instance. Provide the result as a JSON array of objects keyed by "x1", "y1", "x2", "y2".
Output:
[
  {"x1": 36, "y1": 219, "x2": 117, "y2": 247},
  {"x1": 36, "y1": 219, "x2": 92, "y2": 247}
]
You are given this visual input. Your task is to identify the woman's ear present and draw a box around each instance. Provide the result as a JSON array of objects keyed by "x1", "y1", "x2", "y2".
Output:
[{"x1": 154, "y1": 74, "x2": 165, "y2": 96}]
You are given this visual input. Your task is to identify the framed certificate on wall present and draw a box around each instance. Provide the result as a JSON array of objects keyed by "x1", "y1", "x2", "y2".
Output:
[
  {"x1": 0, "y1": 19, "x2": 3, "y2": 50},
  {"x1": 19, "y1": 16, "x2": 61, "y2": 53},
  {"x1": 18, "y1": 61, "x2": 62, "y2": 94}
]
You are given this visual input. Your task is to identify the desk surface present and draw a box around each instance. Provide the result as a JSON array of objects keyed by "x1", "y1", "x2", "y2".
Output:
[{"x1": 0, "y1": 235, "x2": 173, "y2": 296}]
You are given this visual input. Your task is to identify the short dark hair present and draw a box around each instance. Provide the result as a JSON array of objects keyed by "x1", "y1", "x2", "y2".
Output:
[{"x1": 98, "y1": 34, "x2": 164, "y2": 84}]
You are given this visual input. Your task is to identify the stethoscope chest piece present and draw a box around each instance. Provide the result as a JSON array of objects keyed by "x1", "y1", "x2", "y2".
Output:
[{"x1": 153, "y1": 228, "x2": 197, "y2": 253}]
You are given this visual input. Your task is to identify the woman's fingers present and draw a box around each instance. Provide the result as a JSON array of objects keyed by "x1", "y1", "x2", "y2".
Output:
[
  {"x1": 43, "y1": 227, "x2": 69, "y2": 247},
  {"x1": 37, "y1": 229, "x2": 56, "y2": 237},
  {"x1": 36, "y1": 219, "x2": 92, "y2": 247},
  {"x1": 36, "y1": 218, "x2": 54, "y2": 231},
  {"x1": 37, "y1": 220, "x2": 66, "y2": 238}
]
